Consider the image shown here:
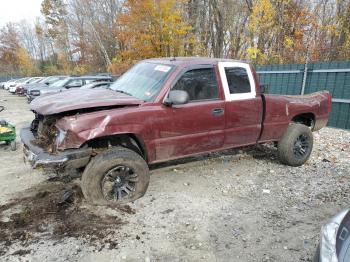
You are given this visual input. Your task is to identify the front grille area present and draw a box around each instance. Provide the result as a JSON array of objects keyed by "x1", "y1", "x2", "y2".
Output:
[
  {"x1": 30, "y1": 114, "x2": 58, "y2": 152},
  {"x1": 30, "y1": 113, "x2": 41, "y2": 134}
]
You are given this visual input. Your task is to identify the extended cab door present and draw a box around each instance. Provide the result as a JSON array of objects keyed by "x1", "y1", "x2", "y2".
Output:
[
  {"x1": 154, "y1": 65, "x2": 225, "y2": 162},
  {"x1": 218, "y1": 62, "x2": 263, "y2": 147}
]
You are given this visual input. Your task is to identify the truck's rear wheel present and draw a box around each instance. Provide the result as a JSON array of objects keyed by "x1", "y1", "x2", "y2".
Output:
[
  {"x1": 81, "y1": 147, "x2": 149, "y2": 205},
  {"x1": 277, "y1": 123, "x2": 313, "y2": 166}
]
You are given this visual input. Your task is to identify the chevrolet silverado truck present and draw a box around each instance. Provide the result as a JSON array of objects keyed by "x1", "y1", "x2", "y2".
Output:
[{"x1": 20, "y1": 57, "x2": 332, "y2": 205}]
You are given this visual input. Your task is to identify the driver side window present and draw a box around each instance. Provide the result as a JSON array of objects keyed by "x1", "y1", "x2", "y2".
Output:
[{"x1": 172, "y1": 68, "x2": 219, "y2": 101}]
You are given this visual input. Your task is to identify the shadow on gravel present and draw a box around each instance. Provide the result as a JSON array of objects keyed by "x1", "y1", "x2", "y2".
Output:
[
  {"x1": 150, "y1": 144, "x2": 279, "y2": 171},
  {"x1": 0, "y1": 182, "x2": 134, "y2": 256}
]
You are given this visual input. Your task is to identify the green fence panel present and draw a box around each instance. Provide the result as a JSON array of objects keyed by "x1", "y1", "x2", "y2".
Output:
[
  {"x1": 256, "y1": 63, "x2": 303, "y2": 95},
  {"x1": 256, "y1": 61, "x2": 350, "y2": 130},
  {"x1": 329, "y1": 102, "x2": 350, "y2": 129}
]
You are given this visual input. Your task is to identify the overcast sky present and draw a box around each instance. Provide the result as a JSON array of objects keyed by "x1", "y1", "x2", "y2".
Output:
[{"x1": 0, "y1": 0, "x2": 43, "y2": 27}]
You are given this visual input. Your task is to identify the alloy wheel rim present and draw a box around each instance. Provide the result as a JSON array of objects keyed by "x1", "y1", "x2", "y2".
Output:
[
  {"x1": 293, "y1": 134, "x2": 309, "y2": 159},
  {"x1": 101, "y1": 165, "x2": 138, "y2": 201}
]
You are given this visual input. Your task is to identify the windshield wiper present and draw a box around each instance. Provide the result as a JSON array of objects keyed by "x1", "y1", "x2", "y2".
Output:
[{"x1": 114, "y1": 89, "x2": 133, "y2": 97}]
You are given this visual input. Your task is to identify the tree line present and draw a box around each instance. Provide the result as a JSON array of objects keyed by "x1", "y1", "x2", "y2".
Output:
[{"x1": 0, "y1": 0, "x2": 349, "y2": 76}]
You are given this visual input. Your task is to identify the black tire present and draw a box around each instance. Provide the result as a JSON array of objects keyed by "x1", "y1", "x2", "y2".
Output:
[
  {"x1": 277, "y1": 123, "x2": 313, "y2": 166},
  {"x1": 81, "y1": 147, "x2": 149, "y2": 205}
]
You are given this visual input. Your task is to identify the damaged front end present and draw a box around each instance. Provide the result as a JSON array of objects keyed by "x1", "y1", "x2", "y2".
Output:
[
  {"x1": 21, "y1": 88, "x2": 144, "y2": 171},
  {"x1": 30, "y1": 114, "x2": 58, "y2": 153},
  {"x1": 21, "y1": 113, "x2": 92, "y2": 170}
]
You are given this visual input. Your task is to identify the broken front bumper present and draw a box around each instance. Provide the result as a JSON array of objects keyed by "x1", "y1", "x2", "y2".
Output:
[{"x1": 20, "y1": 127, "x2": 92, "y2": 169}]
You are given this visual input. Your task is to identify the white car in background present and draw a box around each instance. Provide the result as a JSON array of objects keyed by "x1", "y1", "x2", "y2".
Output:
[
  {"x1": 8, "y1": 77, "x2": 32, "y2": 93},
  {"x1": 3, "y1": 78, "x2": 23, "y2": 90},
  {"x1": 16, "y1": 77, "x2": 44, "y2": 95}
]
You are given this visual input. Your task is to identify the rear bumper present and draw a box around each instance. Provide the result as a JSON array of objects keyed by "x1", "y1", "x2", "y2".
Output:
[{"x1": 20, "y1": 126, "x2": 92, "y2": 169}]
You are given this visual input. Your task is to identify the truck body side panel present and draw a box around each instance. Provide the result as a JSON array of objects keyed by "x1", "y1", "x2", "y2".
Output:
[
  {"x1": 259, "y1": 91, "x2": 332, "y2": 142},
  {"x1": 149, "y1": 100, "x2": 226, "y2": 163},
  {"x1": 224, "y1": 97, "x2": 263, "y2": 146}
]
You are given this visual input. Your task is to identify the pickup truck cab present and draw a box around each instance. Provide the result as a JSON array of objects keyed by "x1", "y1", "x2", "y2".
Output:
[{"x1": 20, "y1": 57, "x2": 332, "y2": 204}]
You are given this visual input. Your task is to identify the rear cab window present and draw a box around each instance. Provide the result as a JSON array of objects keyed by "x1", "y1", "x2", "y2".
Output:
[{"x1": 218, "y1": 62, "x2": 256, "y2": 101}]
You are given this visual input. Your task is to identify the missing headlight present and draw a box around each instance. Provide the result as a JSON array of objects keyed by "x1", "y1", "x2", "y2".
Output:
[{"x1": 56, "y1": 128, "x2": 67, "y2": 147}]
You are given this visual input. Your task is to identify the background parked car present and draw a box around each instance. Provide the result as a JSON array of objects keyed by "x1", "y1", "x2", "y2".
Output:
[
  {"x1": 9, "y1": 77, "x2": 34, "y2": 93},
  {"x1": 27, "y1": 75, "x2": 113, "y2": 102},
  {"x1": 3, "y1": 79, "x2": 15, "y2": 90},
  {"x1": 314, "y1": 209, "x2": 350, "y2": 262},
  {"x1": 16, "y1": 77, "x2": 43, "y2": 95},
  {"x1": 4, "y1": 78, "x2": 28, "y2": 90},
  {"x1": 0, "y1": 80, "x2": 10, "y2": 89},
  {"x1": 24, "y1": 75, "x2": 68, "y2": 96},
  {"x1": 79, "y1": 81, "x2": 112, "y2": 89}
]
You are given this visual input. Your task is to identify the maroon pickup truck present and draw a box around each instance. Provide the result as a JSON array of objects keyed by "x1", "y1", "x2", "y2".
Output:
[{"x1": 21, "y1": 57, "x2": 332, "y2": 204}]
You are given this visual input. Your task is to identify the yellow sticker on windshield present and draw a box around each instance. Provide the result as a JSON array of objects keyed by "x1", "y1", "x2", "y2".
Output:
[{"x1": 154, "y1": 65, "x2": 171, "y2": 72}]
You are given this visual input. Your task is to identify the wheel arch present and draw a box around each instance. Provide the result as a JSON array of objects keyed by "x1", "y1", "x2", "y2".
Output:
[
  {"x1": 84, "y1": 133, "x2": 148, "y2": 161},
  {"x1": 291, "y1": 113, "x2": 315, "y2": 129}
]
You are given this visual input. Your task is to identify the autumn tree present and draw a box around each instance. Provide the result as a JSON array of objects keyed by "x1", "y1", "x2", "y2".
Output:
[
  {"x1": 41, "y1": 0, "x2": 73, "y2": 70},
  {"x1": 245, "y1": 0, "x2": 315, "y2": 64},
  {"x1": 16, "y1": 47, "x2": 38, "y2": 76},
  {"x1": 3, "y1": 0, "x2": 350, "y2": 77},
  {"x1": 115, "y1": 0, "x2": 194, "y2": 62},
  {"x1": 0, "y1": 23, "x2": 21, "y2": 74},
  {"x1": 336, "y1": 0, "x2": 350, "y2": 59}
]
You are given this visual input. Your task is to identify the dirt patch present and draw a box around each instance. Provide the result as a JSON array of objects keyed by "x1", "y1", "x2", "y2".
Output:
[
  {"x1": 0, "y1": 183, "x2": 132, "y2": 255},
  {"x1": 11, "y1": 249, "x2": 31, "y2": 256},
  {"x1": 1, "y1": 90, "x2": 350, "y2": 261}
]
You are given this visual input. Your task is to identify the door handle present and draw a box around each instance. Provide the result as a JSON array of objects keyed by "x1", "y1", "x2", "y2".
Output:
[{"x1": 212, "y1": 108, "x2": 224, "y2": 116}]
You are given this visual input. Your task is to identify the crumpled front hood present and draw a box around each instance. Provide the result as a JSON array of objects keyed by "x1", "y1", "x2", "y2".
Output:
[{"x1": 31, "y1": 88, "x2": 142, "y2": 115}]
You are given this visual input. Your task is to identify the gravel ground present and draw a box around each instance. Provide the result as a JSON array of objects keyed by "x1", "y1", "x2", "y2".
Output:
[{"x1": 0, "y1": 89, "x2": 349, "y2": 262}]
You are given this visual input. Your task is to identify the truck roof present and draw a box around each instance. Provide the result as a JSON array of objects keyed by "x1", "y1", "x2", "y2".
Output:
[{"x1": 144, "y1": 57, "x2": 250, "y2": 66}]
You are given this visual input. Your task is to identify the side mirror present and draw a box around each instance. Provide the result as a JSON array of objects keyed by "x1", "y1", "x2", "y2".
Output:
[
  {"x1": 164, "y1": 90, "x2": 189, "y2": 106},
  {"x1": 260, "y1": 84, "x2": 269, "y2": 94}
]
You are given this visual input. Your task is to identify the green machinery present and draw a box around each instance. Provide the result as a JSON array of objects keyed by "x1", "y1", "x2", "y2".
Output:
[{"x1": 0, "y1": 106, "x2": 16, "y2": 151}]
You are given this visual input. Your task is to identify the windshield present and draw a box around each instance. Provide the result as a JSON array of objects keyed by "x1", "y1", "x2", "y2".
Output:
[
  {"x1": 109, "y1": 62, "x2": 174, "y2": 101},
  {"x1": 15, "y1": 78, "x2": 25, "y2": 83},
  {"x1": 28, "y1": 77, "x2": 41, "y2": 83},
  {"x1": 48, "y1": 76, "x2": 66, "y2": 84},
  {"x1": 38, "y1": 77, "x2": 50, "y2": 83},
  {"x1": 80, "y1": 82, "x2": 97, "y2": 89},
  {"x1": 39, "y1": 76, "x2": 61, "y2": 84},
  {"x1": 50, "y1": 78, "x2": 70, "y2": 88},
  {"x1": 81, "y1": 82, "x2": 111, "y2": 89}
]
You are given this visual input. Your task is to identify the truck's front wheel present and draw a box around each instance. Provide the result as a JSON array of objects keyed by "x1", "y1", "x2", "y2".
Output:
[
  {"x1": 277, "y1": 123, "x2": 313, "y2": 167},
  {"x1": 81, "y1": 147, "x2": 149, "y2": 205}
]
